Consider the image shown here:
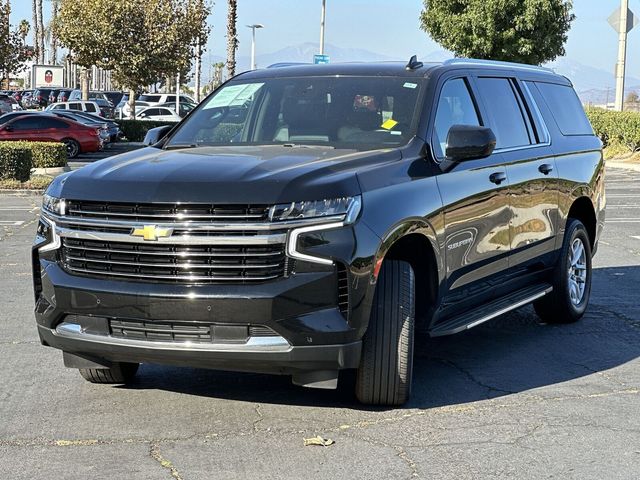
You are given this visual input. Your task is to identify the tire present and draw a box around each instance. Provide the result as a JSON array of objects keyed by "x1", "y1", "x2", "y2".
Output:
[
  {"x1": 62, "y1": 138, "x2": 80, "y2": 158},
  {"x1": 534, "y1": 218, "x2": 592, "y2": 324},
  {"x1": 79, "y1": 362, "x2": 139, "y2": 384},
  {"x1": 355, "y1": 260, "x2": 415, "y2": 406}
]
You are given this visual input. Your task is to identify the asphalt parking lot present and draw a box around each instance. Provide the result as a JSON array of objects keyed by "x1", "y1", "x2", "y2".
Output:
[{"x1": 0, "y1": 166, "x2": 639, "y2": 480}]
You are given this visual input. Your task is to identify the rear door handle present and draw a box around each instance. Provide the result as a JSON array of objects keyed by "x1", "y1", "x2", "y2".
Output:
[
  {"x1": 489, "y1": 172, "x2": 507, "y2": 185},
  {"x1": 538, "y1": 163, "x2": 554, "y2": 175}
]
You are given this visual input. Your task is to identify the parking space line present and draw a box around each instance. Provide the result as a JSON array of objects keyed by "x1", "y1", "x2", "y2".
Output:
[{"x1": 0, "y1": 221, "x2": 24, "y2": 226}]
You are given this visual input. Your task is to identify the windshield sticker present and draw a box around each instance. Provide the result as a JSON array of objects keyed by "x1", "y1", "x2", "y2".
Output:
[
  {"x1": 381, "y1": 118, "x2": 398, "y2": 130},
  {"x1": 204, "y1": 83, "x2": 265, "y2": 109},
  {"x1": 403, "y1": 82, "x2": 418, "y2": 89}
]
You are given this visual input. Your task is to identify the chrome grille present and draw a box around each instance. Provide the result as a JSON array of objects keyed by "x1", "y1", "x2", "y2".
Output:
[
  {"x1": 61, "y1": 238, "x2": 286, "y2": 283},
  {"x1": 66, "y1": 200, "x2": 271, "y2": 223},
  {"x1": 109, "y1": 319, "x2": 278, "y2": 343}
]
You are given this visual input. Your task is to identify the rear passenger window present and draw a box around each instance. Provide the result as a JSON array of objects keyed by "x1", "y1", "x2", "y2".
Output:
[
  {"x1": 85, "y1": 104, "x2": 97, "y2": 112},
  {"x1": 476, "y1": 78, "x2": 531, "y2": 149},
  {"x1": 68, "y1": 103, "x2": 81, "y2": 111},
  {"x1": 433, "y1": 78, "x2": 480, "y2": 159},
  {"x1": 534, "y1": 82, "x2": 593, "y2": 136}
]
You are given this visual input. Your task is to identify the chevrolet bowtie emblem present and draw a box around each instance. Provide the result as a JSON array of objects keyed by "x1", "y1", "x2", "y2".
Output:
[{"x1": 131, "y1": 225, "x2": 173, "y2": 241}]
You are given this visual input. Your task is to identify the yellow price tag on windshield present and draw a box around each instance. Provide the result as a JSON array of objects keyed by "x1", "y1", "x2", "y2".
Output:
[{"x1": 381, "y1": 119, "x2": 398, "y2": 130}]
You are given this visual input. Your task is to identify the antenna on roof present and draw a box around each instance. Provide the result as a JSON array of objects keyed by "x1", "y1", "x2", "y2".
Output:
[{"x1": 406, "y1": 55, "x2": 423, "y2": 70}]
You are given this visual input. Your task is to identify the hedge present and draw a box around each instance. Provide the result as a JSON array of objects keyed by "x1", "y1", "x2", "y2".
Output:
[
  {"x1": 0, "y1": 141, "x2": 67, "y2": 181},
  {"x1": 0, "y1": 143, "x2": 32, "y2": 182},
  {"x1": 115, "y1": 119, "x2": 177, "y2": 142},
  {"x1": 29, "y1": 142, "x2": 68, "y2": 168},
  {"x1": 585, "y1": 108, "x2": 640, "y2": 152}
]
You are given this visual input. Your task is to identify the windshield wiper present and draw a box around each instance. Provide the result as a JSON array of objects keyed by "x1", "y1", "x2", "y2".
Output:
[
  {"x1": 163, "y1": 143, "x2": 199, "y2": 150},
  {"x1": 282, "y1": 143, "x2": 335, "y2": 150}
]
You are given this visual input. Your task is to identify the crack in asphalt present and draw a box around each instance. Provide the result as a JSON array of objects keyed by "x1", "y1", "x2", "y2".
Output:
[
  {"x1": 149, "y1": 443, "x2": 183, "y2": 480},
  {"x1": 253, "y1": 404, "x2": 264, "y2": 432},
  {"x1": 431, "y1": 357, "x2": 517, "y2": 396}
]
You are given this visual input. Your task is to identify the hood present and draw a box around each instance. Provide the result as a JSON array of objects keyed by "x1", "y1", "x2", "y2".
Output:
[{"x1": 52, "y1": 145, "x2": 401, "y2": 203}]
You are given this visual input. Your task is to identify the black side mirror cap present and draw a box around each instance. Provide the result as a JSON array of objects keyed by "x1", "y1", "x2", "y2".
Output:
[
  {"x1": 445, "y1": 124, "x2": 496, "y2": 162},
  {"x1": 143, "y1": 125, "x2": 173, "y2": 147}
]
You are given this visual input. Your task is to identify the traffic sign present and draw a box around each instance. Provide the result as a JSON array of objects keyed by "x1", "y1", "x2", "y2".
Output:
[
  {"x1": 314, "y1": 54, "x2": 330, "y2": 64},
  {"x1": 609, "y1": 6, "x2": 639, "y2": 33}
]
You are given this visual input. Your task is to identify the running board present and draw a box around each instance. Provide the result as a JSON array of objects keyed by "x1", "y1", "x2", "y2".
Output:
[{"x1": 429, "y1": 283, "x2": 553, "y2": 337}]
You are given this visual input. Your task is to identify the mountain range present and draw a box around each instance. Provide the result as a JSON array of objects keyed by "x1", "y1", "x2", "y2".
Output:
[{"x1": 206, "y1": 42, "x2": 639, "y2": 105}]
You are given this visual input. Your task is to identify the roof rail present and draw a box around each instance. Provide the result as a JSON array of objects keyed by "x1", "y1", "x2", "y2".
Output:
[{"x1": 442, "y1": 58, "x2": 555, "y2": 74}]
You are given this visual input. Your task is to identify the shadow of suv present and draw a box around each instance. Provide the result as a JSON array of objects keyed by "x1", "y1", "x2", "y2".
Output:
[{"x1": 33, "y1": 57, "x2": 605, "y2": 406}]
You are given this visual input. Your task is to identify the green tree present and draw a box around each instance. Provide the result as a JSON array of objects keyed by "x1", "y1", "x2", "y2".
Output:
[
  {"x1": 0, "y1": 1, "x2": 31, "y2": 89},
  {"x1": 55, "y1": 0, "x2": 209, "y2": 112},
  {"x1": 420, "y1": 0, "x2": 575, "y2": 65}
]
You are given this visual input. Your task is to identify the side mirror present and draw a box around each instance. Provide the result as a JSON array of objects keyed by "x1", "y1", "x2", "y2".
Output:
[
  {"x1": 143, "y1": 125, "x2": 173, "y2": 147},
  {"x1": 445, "y1": 124, "x2": 496, "y2": 162}
]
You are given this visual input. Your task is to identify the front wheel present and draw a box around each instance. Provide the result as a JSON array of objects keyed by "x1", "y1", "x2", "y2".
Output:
[
  {"x1": 534, "y1": 219, "x2": 592, "y2": 324},
  {"x1": 355, "y1": 260, "x2": 415, "y2": 406}
]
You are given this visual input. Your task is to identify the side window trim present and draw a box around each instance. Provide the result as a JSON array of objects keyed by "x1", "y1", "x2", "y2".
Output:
[
  {"x1": 520, "y1": 80, "x2": 551, "y2": 146},
  {"x1": 430, "y1": 75, "x2": 484, "y2": 162},
  {"x1": 471, "y1": 74, "x2": 545, "y2": 153}
]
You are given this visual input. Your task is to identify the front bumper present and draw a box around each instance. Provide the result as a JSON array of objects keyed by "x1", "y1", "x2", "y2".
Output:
[{"x1": 37, "y1": 322, "x2": 361, "y2": 377}]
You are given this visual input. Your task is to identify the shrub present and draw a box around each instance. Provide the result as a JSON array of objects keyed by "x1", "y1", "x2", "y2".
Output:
[
  {"x1": 28, "y1": 142, "x2": 68, "y2": 168},
  {"x1": 0, "y1": 142, "x2": 33, "y2": 182},
  {"x1": 585, "y1": 108, "x2": 640, "y2": 152},
  {"x1": 115, "y1": 120, "x2": 177, "y2": 142}
]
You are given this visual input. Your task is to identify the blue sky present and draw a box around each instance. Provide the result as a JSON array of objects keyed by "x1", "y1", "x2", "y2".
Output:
[{"x1": 8, "y1": 0, "x2": 640, "y2": 76}]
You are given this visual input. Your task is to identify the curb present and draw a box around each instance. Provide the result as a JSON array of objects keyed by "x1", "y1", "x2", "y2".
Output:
[
  {"x1": 606, "y1": 161, "x2": 640, "y2": 172},
  {"x1": 31, "y1": 166, "x2": 70, "y2": 176},
  {"x1": 0, "y1": 189, "x2": 45, "y2": 195}
]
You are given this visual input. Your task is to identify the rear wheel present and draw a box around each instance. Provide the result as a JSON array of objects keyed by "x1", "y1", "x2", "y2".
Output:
[
  {"x1": 355, "y1": 260, "x2": 415, "y2": 406},
  {"x1": 534, "y1": 219, "x2": 592, "y2": 324},
  {"x1": 79, "y1": 362, "x2": 139, "y2": 384},
  {"x1": 62, "y1": 138, "x2": 80, "y2": 158}
]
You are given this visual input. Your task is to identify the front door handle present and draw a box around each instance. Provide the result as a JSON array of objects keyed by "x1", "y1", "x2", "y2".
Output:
[
  {"x1": 538, "y1": 163, "x2": 554, "y2": 175},
  {"x1": 489, "y1": 171, "x2": 507, "y2": 185}
]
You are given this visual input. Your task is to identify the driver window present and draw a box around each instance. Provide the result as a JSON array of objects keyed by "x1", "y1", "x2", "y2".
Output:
[{"x1": 433, "y1": 78, "x2": 480, "y2": 159}]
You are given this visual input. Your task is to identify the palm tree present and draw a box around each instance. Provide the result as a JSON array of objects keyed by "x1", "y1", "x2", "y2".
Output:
[
  {"x1": 37, "y1": 0, "x2": 44, "y2": 63},
  {"x1": 226, "y1": 0, "x2": 238, "y2": 78},
  {"x1": 31, "y1": 0, "x2": 39, "y2": 62}
]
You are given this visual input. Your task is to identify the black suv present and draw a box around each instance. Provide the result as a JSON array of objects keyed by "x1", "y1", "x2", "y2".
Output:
[{"x1": 33, "y1": 58, "x2": 605, "y2": 405}]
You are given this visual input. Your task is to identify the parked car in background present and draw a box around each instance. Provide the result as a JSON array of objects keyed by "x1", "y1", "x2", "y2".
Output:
[
  {"x1": 56, "y1": 89, "x2": 73, "y2": 103},
  {"x1": 136, "y1": 106, "x2": 182, "y2": 122},
  {"x1": 103, "y1": 91, "x2": 125, "y2": 107},
  {"x1": 138, "y1": 93, "x2": 195, "y2": 106},
  {"x1": 20, "y1": 91, "x2": 33, "y2": 109},
  {"x1": 0, "y1": 94, "x2": 22, "y2": 114},
  {"x1": 53, "y1": 110, "x2": 120, "y2": 143},
  {"x1": 46, "y1": 101, "x2": 102, "y2": 116},
  {"x1": 48, "y1": 89, "x2": 62, "y2": 105},
  {"x1": 31, "y1": 88, "x2": 55, "y2": 108},
  {"x1": 156, "y1": 101, "x2": 197, "y2": 118},
  {"x1": 0, "y1": 114, "x2": 101, "y2": 157},
  {"x1": 116, "y1": 100, "x2": 150, "y2": 119},
  {"x1": 49, "y1": 110, "x2": 112, "y2": 146},
  {"x1": 93, "y1": 98, "x2": 115, "y2": 118},
  {"x1": 11, "y1": 90, "x2": 25, "y2": 103},
  {"x1": 68, "y1": 90, "x2": 110, "y2": 103}
]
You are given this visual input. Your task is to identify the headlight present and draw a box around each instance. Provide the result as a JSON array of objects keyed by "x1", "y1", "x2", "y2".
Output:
[
  {"x1": 269, "y1": 196, "x2": 361, "y2": 224},
  {"x1": 42, "y1": 194, "x2": 66, "y2": 215}
]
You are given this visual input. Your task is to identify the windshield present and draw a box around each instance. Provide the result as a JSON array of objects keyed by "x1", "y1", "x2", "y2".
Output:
[{"x1": 165, "y1": 76, "x2": 424, "y2": 150}]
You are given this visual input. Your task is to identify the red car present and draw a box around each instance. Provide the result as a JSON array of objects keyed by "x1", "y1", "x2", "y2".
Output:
[{"x1": 0, "y1": 114, "x2": 101, "y2": 158}]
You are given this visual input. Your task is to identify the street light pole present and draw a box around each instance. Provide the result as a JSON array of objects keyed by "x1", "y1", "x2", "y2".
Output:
[
  {"x1": 319, "y1": 0, "x2": 326, "y2": 55},
  {"x1": 247, "y1": 24, "x2": 264, "y2": 70},
  {"x1": 615, "y1": 0, "x2": 629, "y2": 111}
]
